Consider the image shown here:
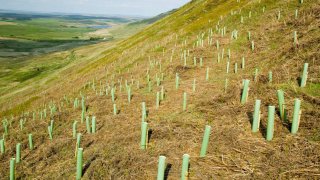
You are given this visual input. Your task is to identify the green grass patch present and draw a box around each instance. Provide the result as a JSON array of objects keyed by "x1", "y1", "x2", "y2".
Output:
[
  {"x1": 0, "y1": 96, "x2": 40, "y2": 117},
  {"x1": 14, "y1": 69, "x2": 43, "y2": 82},
  {"x1": 302, "y1": 83, "x2": 320, "y2": 97}
]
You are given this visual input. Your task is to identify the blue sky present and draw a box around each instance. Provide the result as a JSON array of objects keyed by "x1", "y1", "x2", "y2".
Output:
[{"x1": 0, "y1": 0, "x2": 191, "y2": 17}]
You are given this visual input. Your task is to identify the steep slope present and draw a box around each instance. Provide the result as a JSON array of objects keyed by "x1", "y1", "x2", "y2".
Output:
[{"x1": 0, "y1": 0, "x2": 319, "y2": 179}]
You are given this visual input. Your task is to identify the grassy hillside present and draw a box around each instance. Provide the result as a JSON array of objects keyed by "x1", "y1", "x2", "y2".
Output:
[
  {"x1": 130, "y1": 9, "x2": 177, "y2": 25},
  {"x1": 0, "y1": 0, "x2": 319, "y2": 179}
]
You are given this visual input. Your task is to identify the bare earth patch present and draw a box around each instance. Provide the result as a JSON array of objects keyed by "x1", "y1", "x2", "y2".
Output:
[
  {"x1": 0, "y1": 21, "x2": 17, "y2": 25},
  {"x1": 84, "y1": 23, "x2": 120, "y2": 38},
  {"x1": 86, "y1": 28, "x2": 111, "y2": 37},
  {"x1": 0, "y1": 36, "x2": 21, "y2": 40}
]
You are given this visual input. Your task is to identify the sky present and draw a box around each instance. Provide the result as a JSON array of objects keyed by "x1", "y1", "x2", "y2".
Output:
[{"x1": 0, "y1": 0, "x2": 191, "y2": 17}]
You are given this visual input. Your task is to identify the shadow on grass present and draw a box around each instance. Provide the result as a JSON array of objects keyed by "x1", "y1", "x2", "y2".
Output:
[
  {"x1": 246, "y1": 110, "x2": 266, "y2": 138},
  {"x1": 148, "y1": 129, "x2": 153, "y2": 143},
  {"x1": 0, "y1": 38, "x2": 107, "y2": 57},
  {"x1": 164, "y1": 163, "x2": 172, "y2": 180},
  {"x1": 82, "y1": 155, "x2": 97, "y2": 177}
]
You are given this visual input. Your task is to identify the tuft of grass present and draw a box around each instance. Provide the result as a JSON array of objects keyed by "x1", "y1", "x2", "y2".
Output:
[{"x1": 302, "y1": 83, "x2": 320, "y2": 97}]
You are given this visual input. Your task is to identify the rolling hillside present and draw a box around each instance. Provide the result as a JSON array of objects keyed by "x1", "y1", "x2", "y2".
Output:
[{"x1": 0, "y1": 0, "x2": 319, "y2": 179}]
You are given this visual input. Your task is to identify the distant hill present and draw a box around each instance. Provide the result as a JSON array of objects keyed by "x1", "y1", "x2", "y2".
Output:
[
  {"x1": 129, "y1": 8, "x2": 177, "y2": 25},
  {"x1": 0, "y1": 12, "x2": 135, "y2": 22}
]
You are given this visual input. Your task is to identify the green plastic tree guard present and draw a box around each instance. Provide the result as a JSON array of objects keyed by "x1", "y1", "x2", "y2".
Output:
[
  {"x1": 226, "y1": 62, "x2": 230, "y2": 73},
  {"x1": 28, "y1": 134, "x2": 33, "y2": 150},
  {"x1": 86, "y1": 117, "x2": 91, "y2": 134},
  {"x1": 48, "y1": 126, "x2": 53, "y2": 140},
  {"x1": 181, "y1": 154, "x2": 190, "y2": 180},
  {"x1": 10, "y1": 158, "x2": 15, "y2": 180},
  {"x1": 266, "y1": 106, "x2": 275, "y2": 141},
  {"x1": 76, "y1": 148, "x2": 83, "y2": 180},
  {"x1": 50, "y1": 120, "x2": 54, "y2": 132},
  {"x1": 157, "y1": 156, "x2": 166, "y2": 180},
  {"x1": 176, "y1": 73, "x2": 180, "y2": 90},
  {"x1": 140, "y1": 122, "x2": 148, "y2": 150},
  {"x1": 92, "y1": 116, "x2": 96, "y2": 133},
  {"x1": 234, "y1": 63, "x2": 238, "y2": 73},
  {"x1": 81, "y1": 97, "x2": 85, "y2": 111},
  {"x1": 254, "y1": 69, "x2": 259, "y2": 82},
  {"x1": 277, "y1": 90, "x2": 286, "y2": 121},
  {"x1": 73, "y1": 121, "x2": 78, "y2": 138},
  {"x1": 242, "y1": 57, "x2": 245, "y2": 69},
  {"x1": 76, "y1": 133, "x2": 81, "y2": 149},
  {"x1": 200, "y1": 125, "x2": 211, "y2": 157},
  {"x1": 183, "y1": 92, "x2": 187, "y2": 111},
  {"x1": 291, "y1": 99, "x2": 301, "y2": 134},
  {"x1": 206, "y1": 67, "x2": 210, "y2": 81},
  {"x1": 248, "y1": 31, "x2": 251, "y2": 40},
  {"x1": 300, "y1": 63, "x2": 308, "y2": 87},
  {"x1": 111, "y1": 88, "x2": 115, "y2": 102},
  {"x1": 142, "y1": 102, "x2": 147, "y2": 122},
  {"x1": 161, "y1": 86, "x2": 164, "y2": 101},
  {"x1": 44, "y1": 109, "x2": 47, "y2": 118},
  {"x1": 156, "y1": 92, "x2": 160, "y2": 109},
  {"x1": 20, "y1": 119, "x2": 23, "y2": 131},
  {"x1": 127, "y1": 87, "x2": 131, "y2": 103},
  {"x1": 293, "y1": 31, "x2": 298, "y2": 46},
  {"x1": 268, "y1": 71, "x2": 272, "y2": 83},
  {"x1": 251, "y1": 41, "x2": 255, "y2": 51},
  {"x1": 193, "y1": 78, "x2": 196, "y2": 92},
  {"x1": 252, "y1": 100, "x2": 261, "y2": 133},
  {"x1": 113, "y1": 104, "x2": 117, "y2": 115},
  {"x1": 16, "y1": 143, "x2": 21, "y2": 163},
  {"x1": 0, "y1": 139, "x2": 5, "y2": 154},
  {"x1": 241, "y1": 80, "x2": 250, "y2": 104}
]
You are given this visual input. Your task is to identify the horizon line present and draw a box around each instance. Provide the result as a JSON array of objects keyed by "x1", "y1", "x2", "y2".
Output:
[{"x1": 0, "y1": 8, "x2": 158, "y2": 19}]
